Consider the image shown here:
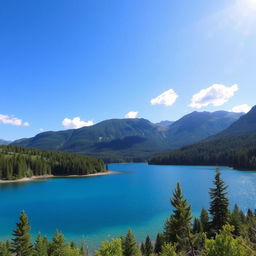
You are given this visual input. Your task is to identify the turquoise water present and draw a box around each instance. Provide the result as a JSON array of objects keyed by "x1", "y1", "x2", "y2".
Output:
[{"x1": 0, "y1": 163, "x2": 256, "y2": 251}]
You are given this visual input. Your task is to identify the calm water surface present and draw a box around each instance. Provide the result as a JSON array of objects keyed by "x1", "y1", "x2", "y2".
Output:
[{"x1": 0, "y1": 163, "x2": 256, "y2": 251}]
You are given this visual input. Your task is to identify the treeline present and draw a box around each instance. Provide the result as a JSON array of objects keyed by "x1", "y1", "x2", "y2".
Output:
[
  {"x1": 149, "y1": 133, "x2": 256, "y2": 170},
  {"x1": 1, "y1": 170, "x2": 256, "y2": 255},
  {"x1": 0, "y1": 145, "x2": 105, "y2": 180},
  {"x1": 84, "y1": 151, "x2": 150, "y2": 164}
]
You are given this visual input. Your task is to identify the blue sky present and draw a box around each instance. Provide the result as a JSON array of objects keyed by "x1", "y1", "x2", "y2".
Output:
[{"x1": 0, "y1": 0, "x2": 256, "y2": 140}]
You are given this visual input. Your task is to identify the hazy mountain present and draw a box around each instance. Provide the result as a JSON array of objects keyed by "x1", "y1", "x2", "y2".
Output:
[
  {"x1": 12, "y1": 111, "x2": 243, "y2": 162},
  {"x1": 164, "y1": 111, "x2": 243, "y2": 148},
  {"x1": 0, "y1": 139, "x2": 12, "y2": 145},
  {"x1": 213, "y1": 106, "x2": 256, "y2": 137},
  {"x1": 149, "y1": 106, "x2": 256, "y2": 170},
  {"x1": 156, "y1": 121, "x2": 174, "y2": 127}
]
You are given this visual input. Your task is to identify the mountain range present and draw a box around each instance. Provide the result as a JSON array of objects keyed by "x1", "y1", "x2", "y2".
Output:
[
  {"x1": 149, "y1": 105, "x2": 256, "y2": 170},
  {"x1": 12, "y1": 111, "x2": 243, "y2": 162},
  {"x1": 0, "y1": 139, "x2": 11, "y2": 145}
]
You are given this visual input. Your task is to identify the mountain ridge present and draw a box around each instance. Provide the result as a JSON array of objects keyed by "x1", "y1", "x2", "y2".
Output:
[
  {"x1": 0, "y1": 139, "x2": 12, "y2": 145},
  {"x1": 12, "y1": 111, "x2": 243, "y2": 162},
  {"x1": 149, "y1": 106, "x2": 256, "y2": 170}
]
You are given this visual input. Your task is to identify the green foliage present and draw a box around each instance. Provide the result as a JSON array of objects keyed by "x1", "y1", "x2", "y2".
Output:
[
  {"x1": 49, "y1": 231, "x2": 67, "y2": 256},
  {"x1": 230, "y1": 204, "x2": 243, "y2": 236},
  {"x1": 123, "y1": 230, "x2": 141, "y2": 256},
  {"x1": 164, "y1": 182, "x2": 192, "y2": 251},
  {"x1": 144, "y1": 236, "x2": 153, "y2": 256},
  {"x1": 193, "y1": 218, "x2": 203, "y2": 234},
  {"x1": 0, "y1": 242, "x2": 11, "y2": 256},
  {"x1": 154, "y1": 233, "x2": 164, "y2": 254},
  {"x1": 34, "y1": 233, "x2": 48, "y2": 256},
  {"x1": 140, "y1": 242, "x2": 145, "y2": 255},
  {"x1": 94, "y1": 238, "x2": 123, "y2": 256},
  {"x1": 11, "y1": 210, "x2": 33, "y2": 256},
  {"x1": 200, "y1": 209, "x2": 209, "y2": 234},
  {"x1": 246, "y1": 217, "x2": 256, "y2": 249},
  {"x1": 203, "y1": 225, "x2": 255, "y2": 256},
  {"x1": 209, "y1": 170, "x2": 229, "y2": 234},
  {"x1": 160, "y1": 243, "x2": 178, "y2": 256},
  {"x1": 149, "y1": 133, "x2": 256, "y2": 170},
  {"x1": 0, "y1": 145, "x2": 105, "y2": 180}
]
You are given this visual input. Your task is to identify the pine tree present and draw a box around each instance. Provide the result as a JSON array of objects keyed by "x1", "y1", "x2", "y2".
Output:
[
  {"x1": 209, "y1": 169, "x2": 229, "y2": 234},
  {"x1": 164, "y1": 182, "x2": 193, "y2": 253},
  {"x1": 79, "y1": 245, "x2": 87, "y2": 256},
  {"x1": 33, "y1": 233, "x2": 48, "y2": 256},
  {"x1": 123, "y1": 230, "x2": 141, "y2": 256},
  {"x1": 230, "y1": 204, "x2": 242, "y2": 236},
  {"x1": 70, "y1": 241, "x2": 76, "y2": 249},
  {"x1": 154, "y1": 233, "x2": 164, "y2": 254},
  {"x1": 140, "y1": 242, "x2": 145, "y2": 255},
  {"x1": 247, "y1": 209, "x2": 253, "y2": 220},
  {"x1": 94, "y1": 238, "x2": 122, "y2": 256},
  {"x1": 0, "y1": 241, "x2": 11, "y2": 256},
  {"x1": 193, "y1": 218, "x2": 203, "y2": 234},
  {"x1": 247, "y1": 217, "x2": 256, "y2": 249},
  {"x1": 144, "y1": 236, "x2": 153, "y2": 256},
  {"x1": 160, "y1": 243, "x2": 177, "y2": 256},
  {"x1": 11, "y1": 211, "x2": 33, "y2": 256},
  {"x1": 49, "y1": 231, "x2": 67, "y2": 256},
  {"x1": 200, "y1": 208, "x2": 209, "y2": 234}
]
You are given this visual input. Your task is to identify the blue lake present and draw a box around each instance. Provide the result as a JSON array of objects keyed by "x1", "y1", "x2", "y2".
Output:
[{"x1": 0, "y1": 163, "x2": 256, "y2": 251}]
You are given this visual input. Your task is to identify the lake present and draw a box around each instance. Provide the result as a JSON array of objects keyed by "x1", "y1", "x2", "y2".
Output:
[{"x1": 0, "y1": 163, "x2": 256, "y2": 251}]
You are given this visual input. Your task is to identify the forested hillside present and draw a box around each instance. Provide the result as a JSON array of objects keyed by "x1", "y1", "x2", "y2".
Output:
[
  {"x1": 0, "y1": 145, "x2": 105, "y2": 180},
  {"x1": 149, "y1": 106, "x2": 256, "y2": 170},
  {"x1": 149, "y1": 133, "x2": 256, "y2": 170},
  {"x1": 12, "y1": 111, "x2": 242, "y2": 162}
]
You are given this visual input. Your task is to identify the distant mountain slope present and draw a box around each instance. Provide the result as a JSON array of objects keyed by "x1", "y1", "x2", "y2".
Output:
[
  {"x1": 213, "y1": 106, "x2": 256, "y2": 137},
  {"x1": 12, "y1": 111, "x2": 242, "y2": 162},
  {"x1": 156, "y1": 121, "x2": 174, "y2": 126},
  {"x1": 164, "y1": 111, "x2": 243, "y2": 148},
  {"x1": 0, "y1": 139, "x2": 12, "y2": 145},
  {"x1": 149, "y1": 106, "x2": 256, "y2": 170},
  {"x1": 13, "y1": 119, "x2": 169, "y2": 162}
]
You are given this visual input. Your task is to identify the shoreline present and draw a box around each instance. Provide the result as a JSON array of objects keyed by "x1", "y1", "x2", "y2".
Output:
[{"x1": 0, "y1": 171, "x2": 118, "y2": 184}]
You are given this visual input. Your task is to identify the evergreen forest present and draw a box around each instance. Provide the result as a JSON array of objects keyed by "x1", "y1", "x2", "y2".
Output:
[
  {"x1": 149, "y1": 133, "x2": 256, "y2": 170},
  {"x1": 0, "y1": 145, "x2": 105, "y2": 180}
]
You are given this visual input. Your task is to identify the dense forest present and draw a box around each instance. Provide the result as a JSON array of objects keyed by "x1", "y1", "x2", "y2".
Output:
[
  {"x1": 0, "y1": 145, "x2": 105, "y2": 180},
  {"x1": 149, "y1": 133, "x2": 256, "y2": 170},
  {"x1": 1, "y1": 170, "x2": 256, "y2": 255}
]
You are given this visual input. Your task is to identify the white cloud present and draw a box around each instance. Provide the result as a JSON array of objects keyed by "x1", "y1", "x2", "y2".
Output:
[
  {"x1": 62, "y1": 117, "x2": 93, "y2": 129},
  {"x1": 230, "y1": 104, "x2": 251, "y2": 113},
  {"x1": 0, "y1": 114, "x2": 29, "y2": 126},
  {"x1": 210, "y1": 0, "x2": 256, "y2": 35},
  {"x1": 125, "y1": 111, "x2": 138, "y2": 119},
  {"x1": 39, "y1": 128, "x2": 45, "y2": 132},
  {"x1": 150, "y1": 89, "x2": 178, "y2": 107},
  {"x1": 189, "y1": 84, "x2": 239, "y2": 109}
]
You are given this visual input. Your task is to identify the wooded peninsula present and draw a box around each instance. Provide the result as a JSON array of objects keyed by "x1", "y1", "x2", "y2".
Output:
[{"x1": 0, "y1": 145, "x2": 105, "y2": 180}]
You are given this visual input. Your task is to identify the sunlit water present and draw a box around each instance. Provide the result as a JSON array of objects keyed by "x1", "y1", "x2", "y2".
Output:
[{"x1": 0, "y1": 163, "x2": 256, "y2": 252}]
